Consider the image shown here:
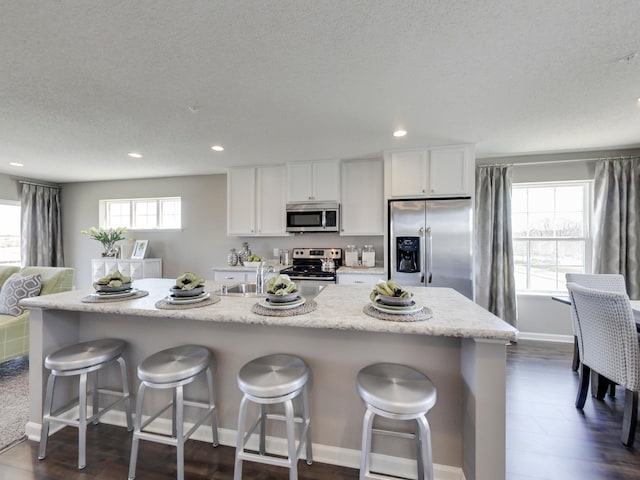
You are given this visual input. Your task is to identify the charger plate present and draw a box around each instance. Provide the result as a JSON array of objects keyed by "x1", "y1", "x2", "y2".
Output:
[
  {"x1": 252, "y1": 299, "x2": 317, "y2": 316},
  {"x1": 155, "y1": 294, "x2": 221, "y2": 310},
  {"x1": 363, "y1": 303, "x2": 432, "y2": 322},
  {"x1": 82, "y1": 290, "x2": 149, "y2": 303}
]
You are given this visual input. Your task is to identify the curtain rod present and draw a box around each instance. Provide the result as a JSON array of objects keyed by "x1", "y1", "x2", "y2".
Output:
[
  {"x1": 478, "y1": 155, "x2": 639, "y2": 168},
  {"x1": 18, "y1": 180, "x2": 61, "y2": 189}
]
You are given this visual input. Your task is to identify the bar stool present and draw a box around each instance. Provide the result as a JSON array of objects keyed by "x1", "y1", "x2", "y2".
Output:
[
  {"x1": 38, "y1": 338, "x2": 133, "y2": 470},
  {"x1": 234, "y1": 353, "x2": 313, "y2": 480},
  {"x1": 356, "y1": 363, "x2": 437, "y2": 480},
  {"x1": 128, "y1": 345, "x2": 218, "y2": 480}
]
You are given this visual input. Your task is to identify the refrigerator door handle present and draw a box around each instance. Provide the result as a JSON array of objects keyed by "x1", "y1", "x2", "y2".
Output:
[
  {"x1": 419, "y1": 227, "x2": 425, "y2": 284},
  {"x1": 426, "y1": 227, "x2": 433, "y2": 284}
]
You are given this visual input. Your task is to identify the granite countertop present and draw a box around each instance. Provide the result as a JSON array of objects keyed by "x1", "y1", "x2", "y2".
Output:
[{"x1": 21, "y1": 278, "x2": 518, "y2": 341}]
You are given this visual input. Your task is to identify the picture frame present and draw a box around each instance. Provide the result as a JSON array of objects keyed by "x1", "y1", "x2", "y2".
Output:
[{"x1": 131, "y1": 240, "x2": 149, "y2": 259}]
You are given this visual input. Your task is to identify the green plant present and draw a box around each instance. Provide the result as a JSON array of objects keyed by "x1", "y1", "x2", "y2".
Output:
[{"x1": 81, "y1": 226, "x2": 128, "y2": 254}]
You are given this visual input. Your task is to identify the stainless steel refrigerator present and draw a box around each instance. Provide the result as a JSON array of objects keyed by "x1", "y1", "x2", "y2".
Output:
[{"x1": 388, "y1": 198, "x2": 474, "y2": 300}]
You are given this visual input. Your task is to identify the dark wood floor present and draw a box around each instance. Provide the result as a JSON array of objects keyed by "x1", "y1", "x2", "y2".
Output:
[{"x1": 0, "y1": 342, "x2": 638, "y2": 479}]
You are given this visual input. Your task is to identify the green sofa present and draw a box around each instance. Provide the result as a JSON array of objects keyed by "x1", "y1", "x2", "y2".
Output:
[{"x1": 0, "y1": 265, "x2": 74, "y2": 363}]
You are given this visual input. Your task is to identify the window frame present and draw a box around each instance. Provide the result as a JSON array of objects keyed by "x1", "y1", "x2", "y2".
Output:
[
  {"x1": 0, "y1": 200, "x2": 21, "y2": 266},
  {"x1": 99, "y1": 197, "x2": 182, "y2": 231},
  {"x1": 511, "y1": 180, "x2": 593, "y2": 294}
]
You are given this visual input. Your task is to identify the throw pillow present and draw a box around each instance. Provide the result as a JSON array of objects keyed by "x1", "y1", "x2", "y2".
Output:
[{"x1": 0, "y1": 273, "x2": 42, "y2": 316}]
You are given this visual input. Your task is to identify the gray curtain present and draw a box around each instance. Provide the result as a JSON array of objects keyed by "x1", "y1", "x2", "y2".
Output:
[
  {"x1": 475, "y1": 165, "x2": 517, "y2": 326},
  {"x1": 20, "y1": 183, "x2": 65, "y2": 267},
  {"x1": 593, "y1": 157, "x2": 640, "y2": 299}
]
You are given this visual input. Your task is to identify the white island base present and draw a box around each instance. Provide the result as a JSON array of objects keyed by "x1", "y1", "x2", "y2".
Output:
[{"x1": 23, "y1": 280, "x2": 517, "y2": 480}]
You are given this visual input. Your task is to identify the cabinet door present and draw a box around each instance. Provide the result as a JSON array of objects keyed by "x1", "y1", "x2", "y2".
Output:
[
  {"x1": 389, "y1": 150, "x2": 427, "y2": 197},
  {"x1": 128, "y1": 261, "x2": 146, "y2": 279},
  {"x1": 213, "y1": 270, "x2": 249, "y2": 282},
  {"x1": 287, "y1": 163, "x2": 313, "y2": 201},
  {"x1": 429, "y1": 147, "x2": 470, "y2": 196},
  {"x1": 116, "y1": 261, "x2": 132, "y2": 277},
  {"x1": 341, "y1": 158, "x2": 383, "y2": 235},
  {"x1": 103, "y1": 259, "x2": 119, "y2": 276},
  {"x1": 228, "y1": 167, "x2": 257, "y2": 235},
  {"x1": 256, "y1": 165, "x2": 287, "y2": 235},
  {"x1": 337, "y1": 273, "x2": 379, "y2": 285},
  {"x1": 312, "y1": 160, "x2": 340, "y2": 201}
]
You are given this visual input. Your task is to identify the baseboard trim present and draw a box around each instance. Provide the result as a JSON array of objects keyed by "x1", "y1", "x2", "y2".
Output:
[
  {"x1": 28, "y1": 408, "x2": 466, "y2": 480},
  {"x1": 517, "y1": 332, "x2": 574, "y2": 344}
]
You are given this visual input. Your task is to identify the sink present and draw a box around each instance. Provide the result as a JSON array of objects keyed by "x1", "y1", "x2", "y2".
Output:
[{"x1": 219, "y1": 283, "x2": 326, "y2": 300}]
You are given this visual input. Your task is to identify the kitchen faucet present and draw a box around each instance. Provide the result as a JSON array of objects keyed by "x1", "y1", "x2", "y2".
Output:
[{"x1": 256, "y1": 262, "x2": 275, "y2": 294}]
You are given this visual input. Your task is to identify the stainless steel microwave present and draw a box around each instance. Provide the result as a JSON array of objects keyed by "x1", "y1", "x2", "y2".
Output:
[{"x1": 286, "y1": 202, "x2": 340, "y2": 233}]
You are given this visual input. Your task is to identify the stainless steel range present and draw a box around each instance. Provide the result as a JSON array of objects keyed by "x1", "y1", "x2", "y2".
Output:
[{"x1": 279, "y1": 248, "x2": 342, "y2": 284}]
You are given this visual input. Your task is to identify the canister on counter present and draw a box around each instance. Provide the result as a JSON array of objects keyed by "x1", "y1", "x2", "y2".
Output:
[{"x1": 362, "y1": 245, "x2": 375, "y2": 267}]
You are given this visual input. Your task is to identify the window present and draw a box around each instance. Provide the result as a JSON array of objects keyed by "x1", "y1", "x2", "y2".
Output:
[
  {"x1": 512, "y1": 181, "x2": 591, "y2": 293},
  {"x1": 0, "y1": 201, "x2": 21, "y2": 265},
  {"x1": 100, "y1": 197, "x2": 181, "y2": 230}
]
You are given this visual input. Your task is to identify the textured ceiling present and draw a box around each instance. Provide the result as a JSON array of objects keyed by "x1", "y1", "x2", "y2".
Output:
[{"x1": 1, "y1": 0, "x2": 639, "y2": 183}]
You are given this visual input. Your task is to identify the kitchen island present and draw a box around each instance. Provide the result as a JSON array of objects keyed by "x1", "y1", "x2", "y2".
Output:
[{"x1": 22, "y1": 279, "x2": 517, "y2": 480}]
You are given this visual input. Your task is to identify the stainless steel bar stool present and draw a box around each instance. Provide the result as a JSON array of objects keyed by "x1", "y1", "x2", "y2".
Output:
[
  {"x1": 128, "y1": 345, "x2": 218, "y2": 480},
  {"x1": 356, "y1": 363, "x2": 437, "y2": 480},
  {"x1": 234, "y1": 353, "x2": 313, "y2": 480},
  {"x1": 38, "y1": 338, "x2": 133, "y2": 470}
]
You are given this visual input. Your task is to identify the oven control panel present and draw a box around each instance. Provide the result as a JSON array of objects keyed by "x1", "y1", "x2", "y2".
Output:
[{"x1": 292, "y1": 248, "x2": 342, "y2": 260}]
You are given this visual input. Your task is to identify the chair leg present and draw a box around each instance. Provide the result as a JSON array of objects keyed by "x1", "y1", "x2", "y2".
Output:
[
  {"x1": 416, "y1": 415, "x2": 434, "y2": 480},
  {"x1": 78, "y1": 372, "x2": 88, "y2": 470},
  {"x1": 206, "y1": 367, "x2": 219, "y2": 447},
  {"x1": 92, "y1": 370, "x2": 100, "y2": 425},
  {"x1": 175, "y1": 385, "x2": 185, "y2": 480},
  {"x1": 359, "y1": 408, "x2": 375, "y2": 480},
  {"x1": 284, "y1": 398, "x2": 298, "y2": 480},
  {"x1": 302, "y1": 385, "x2": 313, "y2": 465},
  {"x1": 609, "y1": 382, "x2": 617, "y2": 398},
  {"x1": 38, "y1": 373, "x2": 57, "y2": 461},
  {"x1": 234, "y1": 395, "x2": 250, "y2": 480},
  {"x1": 571, "y1": 336, "x2": 580, "y2": 372},
  {"x1": 621, "y1": 389, "x2": 638, "y2": 447},
  {"x1": 128, "y1": 382, "x2": 147, "y2": 480},
  {"x1": 576, "y1": 363, "x2": 591, "y2": 409},
  {"x1": 591, "y1": 371, "x2": 609, "y2": 400},
  {"x1": 259, "y1": 404, "x2": 267, "y2": 455},
  {"x1": 117, "y1": 357, "x2": 133, "y2": 431}
]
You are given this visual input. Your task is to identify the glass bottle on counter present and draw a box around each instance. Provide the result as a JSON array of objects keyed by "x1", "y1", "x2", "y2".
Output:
[
  {"x1": 345, "y1": 245, "x2": 358, "y2": 267},
  {"x1": 238, "y1": 242, "x2": 251, "y2": 265},
  {"x1": 227, "y1": 248, "x2": 238, "y2": 266},
  {"x1": 362, "y1": 245, "x2": 375, "y2": 267}
]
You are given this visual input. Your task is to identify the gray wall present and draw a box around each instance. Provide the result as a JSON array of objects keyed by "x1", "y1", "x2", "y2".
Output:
[
  {"x1": 61, "y1": 174, "x2": 383, "y2": 288},
  {"x1": 0, "y1": 173, "x2": 24, "y2": 201},
  {"x1": 478, "y1": 147, "x2": 640, "y2": 340}
]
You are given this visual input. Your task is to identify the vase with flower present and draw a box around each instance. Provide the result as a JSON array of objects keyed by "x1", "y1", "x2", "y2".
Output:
[{"x1": 81, "y1": 226, "x2": 128, "y2": 257}]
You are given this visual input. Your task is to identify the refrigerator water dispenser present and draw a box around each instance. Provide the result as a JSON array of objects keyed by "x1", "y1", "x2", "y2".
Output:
[{"x1": 396, "y1": 237, "x2": 420, "y2": 273}]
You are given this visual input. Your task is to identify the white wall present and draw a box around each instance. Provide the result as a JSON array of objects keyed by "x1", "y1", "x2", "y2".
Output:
[
  {"x1": 61, "y1": 174, "x2": 384, "y2": 288},
  {"x1": 0, "y1": 173, "x2": 25, "y2": 201}
]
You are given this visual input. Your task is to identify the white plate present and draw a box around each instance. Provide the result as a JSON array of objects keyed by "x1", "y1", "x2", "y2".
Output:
[
  {"x1": 91, "y1": 289, "x2": 136, "y2": 299},
  {"x1": 165, "y1": 292, "x2": 211, "y2": 305},
  {"x1": 371, "y1": 299, "x2": 423, "y2": 315},
  {"x1": 258, "y1": 296, "x2": 305, "y2": 310}
]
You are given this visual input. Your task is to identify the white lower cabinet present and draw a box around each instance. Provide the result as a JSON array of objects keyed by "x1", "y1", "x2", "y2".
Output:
[
  {"x1": 91, "y1": 258, "x2": 162, "y2": 282},
  {"x1": 212, "y1": 269, "x2": 252, "y2": 283},
  {"x1": 337, "y1": 272, "x2": 381, "y2": 286}
]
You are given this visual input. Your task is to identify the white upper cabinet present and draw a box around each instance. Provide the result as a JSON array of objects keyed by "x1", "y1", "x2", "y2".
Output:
[
  {"x1": 388, "y1": 145, "x2": 474, "y2": 198},
  {"x1": 227, "y1": 165, "x2": 287, "y2": 236},
  {"x1": 287, "y1": 160, "x2": 340, "y2": 202},
  {"x1": 340, "y1": 158, "x2": 384, "y2": 235}
]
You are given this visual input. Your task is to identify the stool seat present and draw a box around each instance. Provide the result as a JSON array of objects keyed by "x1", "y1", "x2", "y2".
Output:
[
  {"x1": 137, "y1": 345, "x2": 212, "y2": 384},
  {"x1": 45, "y1": 338, "x2": 125, "y2": 371},
  {"x1": 238, "y1": 353, "x2": 309, "y2": 398},
  {"x1": 234, "y1": 353, "x2": 313, "y2": 480},
  {"x1": 357, "y1": 363, "x2": 436, "y2": 416}
]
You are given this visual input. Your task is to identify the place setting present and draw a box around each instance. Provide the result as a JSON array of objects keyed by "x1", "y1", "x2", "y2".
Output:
[
  {"x1": 363, "y1": 280, "x2": 432, "y2": 322},
  {"x1": 155, "y1": 273, "x2": 220, "y2": 309},
  {"x1": 81, "y1": 271, "x2": 149, "y2": 303},
  {"x1": 251, "y1": 275, "x2": 317, "y2": 316}
]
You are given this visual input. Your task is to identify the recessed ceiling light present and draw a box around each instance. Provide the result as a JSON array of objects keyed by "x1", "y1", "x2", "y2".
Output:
[
  {"x1": 393, "y1": 129, "x2": 407, "y2": 138},
  {"x1": 128, "y1": 152, "x2": 143, "y2": 158},
  {"x1": 9, "y1": 162, "x2": 23, "y2": 167},
  {"x1": 211, "y1": 145, "x2": 224, "y2": 152}
]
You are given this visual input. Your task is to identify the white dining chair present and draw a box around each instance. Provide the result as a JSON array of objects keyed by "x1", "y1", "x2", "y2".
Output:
[
  {"x1": 565, "y1": 274, "x2": 627, "y2": 374},
  {"x1": 566, "y1": 282, "x2": 640, "y2": 446}
]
